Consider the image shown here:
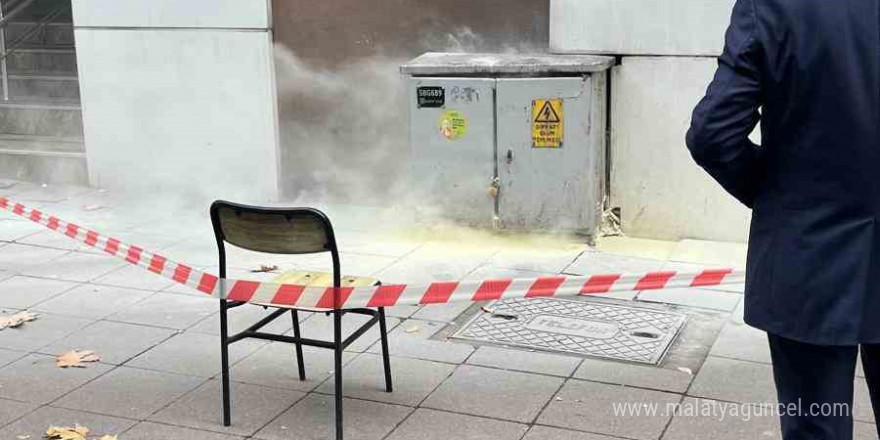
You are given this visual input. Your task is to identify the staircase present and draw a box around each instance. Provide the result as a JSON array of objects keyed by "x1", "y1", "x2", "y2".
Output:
[{"x1": 0, "y1": 0, "x2": 85, "y2": 184}]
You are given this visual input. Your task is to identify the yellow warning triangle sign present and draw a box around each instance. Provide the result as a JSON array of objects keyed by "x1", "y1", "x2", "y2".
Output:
[{"x1": 534, "y1": 101, "x2": 561, "y2": 123}]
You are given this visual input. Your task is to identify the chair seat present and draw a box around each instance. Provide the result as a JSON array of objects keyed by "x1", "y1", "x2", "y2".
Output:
[{"x1": 251, "y1": 270, "x2": 380, "y2": 311}]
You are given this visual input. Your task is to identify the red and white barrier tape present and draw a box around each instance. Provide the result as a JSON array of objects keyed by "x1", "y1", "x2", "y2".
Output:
[{"x1": 0, "y1": 197, "x2": 744, "y2": 309}]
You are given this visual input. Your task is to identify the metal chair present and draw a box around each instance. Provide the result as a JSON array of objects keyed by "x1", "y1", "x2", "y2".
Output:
[{"x1": 210, "y1": 200, "x2": 393, "y2": 440}]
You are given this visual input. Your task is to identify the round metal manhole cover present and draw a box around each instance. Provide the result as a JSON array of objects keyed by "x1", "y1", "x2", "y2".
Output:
[{"x1": 451, "y1": 297, "x2": 687, "y2": 365}]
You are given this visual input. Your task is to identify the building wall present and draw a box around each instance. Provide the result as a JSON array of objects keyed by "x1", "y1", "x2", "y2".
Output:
[
  {"x1": 611, "y1": 57, "x2": 750, "y2": 242},
  {"x1": 272, "y1": 0, "x2": 550, "y2": 67},
  {"x1": 550, "y1": 0, "x2": 735, "y2": 56},
  {"x1": 551, "y1": 0, "x2": 750, "y2": 242},
  {"x1": 72, "y1": 0, "x2": 281, "y2": 202}
]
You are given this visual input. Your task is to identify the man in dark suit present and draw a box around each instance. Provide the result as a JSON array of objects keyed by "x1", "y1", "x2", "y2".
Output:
[{"x1": 687, "y1": 0, "x2": 880, "y2": 438}]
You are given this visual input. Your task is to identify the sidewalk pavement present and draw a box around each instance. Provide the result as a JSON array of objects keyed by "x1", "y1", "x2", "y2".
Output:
[{"x1": 0, "y1": 180, "x2": 875, "y2": 440}]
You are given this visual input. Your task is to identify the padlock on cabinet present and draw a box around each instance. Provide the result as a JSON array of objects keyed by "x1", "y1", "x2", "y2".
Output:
[{"x1": 488, "y1": 177, "x2": 501, "y2": 198}]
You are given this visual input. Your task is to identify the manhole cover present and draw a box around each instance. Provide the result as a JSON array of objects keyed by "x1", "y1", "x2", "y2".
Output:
[{"x1": 451, "y1": 297, "x2": 687, "y2": 365}]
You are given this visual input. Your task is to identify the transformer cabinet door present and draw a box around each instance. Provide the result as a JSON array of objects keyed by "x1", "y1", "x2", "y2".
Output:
[
  {"x1": 496, "y1": 76, "x2": 605, "y2": 233},
  {"x1": 407, "y1": 78, "x2": 497, "y2": 226}
]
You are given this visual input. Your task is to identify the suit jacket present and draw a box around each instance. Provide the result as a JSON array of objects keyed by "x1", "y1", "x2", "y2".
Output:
[{"x1": 687, "y1": 0, "x2": 880, "y2": 344}]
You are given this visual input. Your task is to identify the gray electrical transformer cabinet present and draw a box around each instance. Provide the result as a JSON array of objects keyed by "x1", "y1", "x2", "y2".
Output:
[{"x1": 401, "y1": 52, "x2": 615, "y2": 236}]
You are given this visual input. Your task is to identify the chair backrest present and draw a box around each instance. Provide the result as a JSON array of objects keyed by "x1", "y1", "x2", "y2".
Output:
[{"x1": 210, "y1": 200, "x2": 338, "y2": 255}]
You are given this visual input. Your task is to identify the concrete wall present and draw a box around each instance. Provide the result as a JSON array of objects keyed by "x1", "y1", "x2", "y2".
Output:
[
  {"x1": 551, "y1": 0, "x2": 750, "y2": 242},
  {"x1": 611, "y1": 57, "x2": 750, "y2": 242},
  {"x1": 272, "y1": 0, "x2": 549, "y2": 67},
  {"x1": 72, "y1": 0, "x2": 281, "y2": 201},
  {"x1": 550, "y1": 0, "x2": 734, "y2": 56}
]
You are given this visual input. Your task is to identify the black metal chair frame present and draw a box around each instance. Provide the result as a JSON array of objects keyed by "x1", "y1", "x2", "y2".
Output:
[{"x1": 210, "y1": 200, "x2": 393, "y2": 440}]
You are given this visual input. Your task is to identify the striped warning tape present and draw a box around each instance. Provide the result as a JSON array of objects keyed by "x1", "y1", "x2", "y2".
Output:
[{"x1": 0, "y1": 197, "x2": 745, "y2": 309}]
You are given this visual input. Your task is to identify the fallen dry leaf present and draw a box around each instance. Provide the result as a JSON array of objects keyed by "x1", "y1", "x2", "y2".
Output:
[
  {"x1": 98, "y1": 436, "x2": 118, "y2": 440},
  {"x1": 0, "y1": 311, "x2": 37, "y2": 331},
  {"x1": 16, "y1": 435, "x2": 30, "y2": 439},
  {"x1": 45, "y1": 424, "x2": 89, "y2": 440},
  {"x1": 56, "y1": 350, "x2": 101, "y2": 368},
  {"x1": 251, "y1": 264, "x2": 279, "y2": 273}
]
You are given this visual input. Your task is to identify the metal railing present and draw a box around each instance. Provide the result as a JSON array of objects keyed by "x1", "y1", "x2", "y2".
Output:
[{"x1": 0, "y1": 0, "x2": 71, "y2": 101}]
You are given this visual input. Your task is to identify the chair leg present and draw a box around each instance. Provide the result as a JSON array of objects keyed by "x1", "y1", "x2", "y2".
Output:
[
  {"x1": 219, "y1": 301, "x2": 232, "y2": 426},
  {"x1": 290, "y1": 310, "x2": 307, "y2": 381},
  {"x1": 333, "y1": 310, "x2": 344, "y2": 440},
  {"x1": 378, "y1": 307, "x2": 393, "y2": 393}
]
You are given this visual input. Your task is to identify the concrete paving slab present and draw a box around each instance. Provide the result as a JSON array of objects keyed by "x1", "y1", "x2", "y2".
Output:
[
  {"x1": 523, "y1": 425, "x2": 620, "y2": 440},
  {"x1": 537, "y1": 379, "x2": 680, "y2": 440},
  {"x1": 0, "y1": 353, "x2": 113, "y2": 404},
  {"x1": 856, "y1": 377, "x2": 876, "y2": 423},
  {"x1": 299, "y1": 312, "x2": 401, "y2": 353},
  {"x1": 709, "y1": 321, "x2": 771, "y2": 364},
  {"x1": 92, "y1": 264, "x2": 176, "y2": 292},
  {"x1": 374, "y1": 257, "x2": 486, "y2": 286},
  {"x1": 382, "y1": 304, "x2": 422, "y2": 319},
  {"x1": 158, "y1": 239, "x2": 220, "y2": 267},
  {"x1": 254, "y1": 394, "x2": 411, "y2": 440},
  {"x1": 464, "y1": 266, "x2": 555, "y2": 282},
  {"x1": 0, "y1": 219, "x2": 44, "y2": 242},
  {"x1": 0, "y1": 180, "x2": 31, "y2": 196},
  {"x1": 0, "y1": 275, "x2": 78, "y2": 309},
  {"x1": 594, "y1": 237, "x2": 677, "y2": 261},
  {"x1": 574, "y1": 358, "x2": 693, "y2": 393},
  {"x1": 126, "y1": 331, "x2": 265, "y2": 378},
  {"x1": 410, "y1": 301, "x2": 473, "y2": 323},
  {"x1": 187, "y1": 303, "x2": 301, "y2": 336},
  {"x1": 731, "y1": 301, "x2": 745, "y2": 325},
  {"x1": 150, "y1": 379, "x2": 306, "y2": 436},
  {"x1": 123, "y1": 421, "x2": 245, "y2": 440},
  {"x1": 163, "y1": 266, "x2": 281, "y2": 296},
  {"x1": 33, "y1": 283, "x2": 155, "y2": 319},
  {"x1": 662, "y1": 261, "x2": 745, "y2": 294},
  {"x1": 11, "y1": 185, "x2": 94, "y2": 203},
  {"x1": 0, "y1": 347, "x2": 25, "y2": 368},
  {"x1": 22, "y1": 252, "x2": 126, "y2": 283},
  {"x1": 103, "y1": 229, "x2": 186, "y2": 252},
  {"x1": 636, "y1": 287, "x2": 742, "y2": 312},
  {"x1": 0, "y1": 406, "x2": 137, "y2": 440},
  {"x1": 315, "y1": 353, "x2": 454, "y2": 406},
  {"x1": 16, "y1": 230, "x2": 105, "y2": 254},
  {"x1": 386, "y1": 408, "x2": 529, "y2": 440},
  {"x1": 406, "y1": 239, "x2": 502, "y2": 263},
  {"x1": 466, "y1": 346, "x2": 581, "y2": 377},
  {"x1": 335, "y1": 236, "x2": 422, "y2": 260},
  {"x1": 563, "y1": 252, "x2": 665, "y2": 301},
  {"x1": 232, "y1": 343, "x2": 357, "y2": 392},
  {"x1": 0, "y1": 398, "x2": 38, "y2": 428},
  {"x1": 367, "y1": 319, "x2": 474, "y2": 364},
  {"x1": 668, "y1": 239, "x2": 747, "y2": 269},
  {"x1": 107, "y1": 291, "x2": 217, "y2": 330},
  {"x1": 564, "y1": 251, "x2": 666, "y2": 276},
  {"x1": 39, "y1": 320, "x2": 176, "y2": 365},
  {"x1": 0, "y1": 312, "x2": 93, "y2": 351},
  {"x1": 856, "y1": 422, "x2": 879, "y2": 440},
  {"x1": 0, "y1": 244, "x2": 69, "y2": 275},
  {"x1": 661, "y1": 397, "x2": 781, "y2": 440},
  {"x1": 422, "y1": 365, "x2": 564, "y2": 423},
  {"x1": 689, "y1": 356, "x2": 777, "y2": 405},
  {"x1": 296, "y1": 252, "x2": 401, "y2": 278},
  {"x1": 486, "y1": 245, "x2": 588, "y2": 274},
  {"x1": 57, "y1": 366, "x2": 204, "y2": 419}
]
